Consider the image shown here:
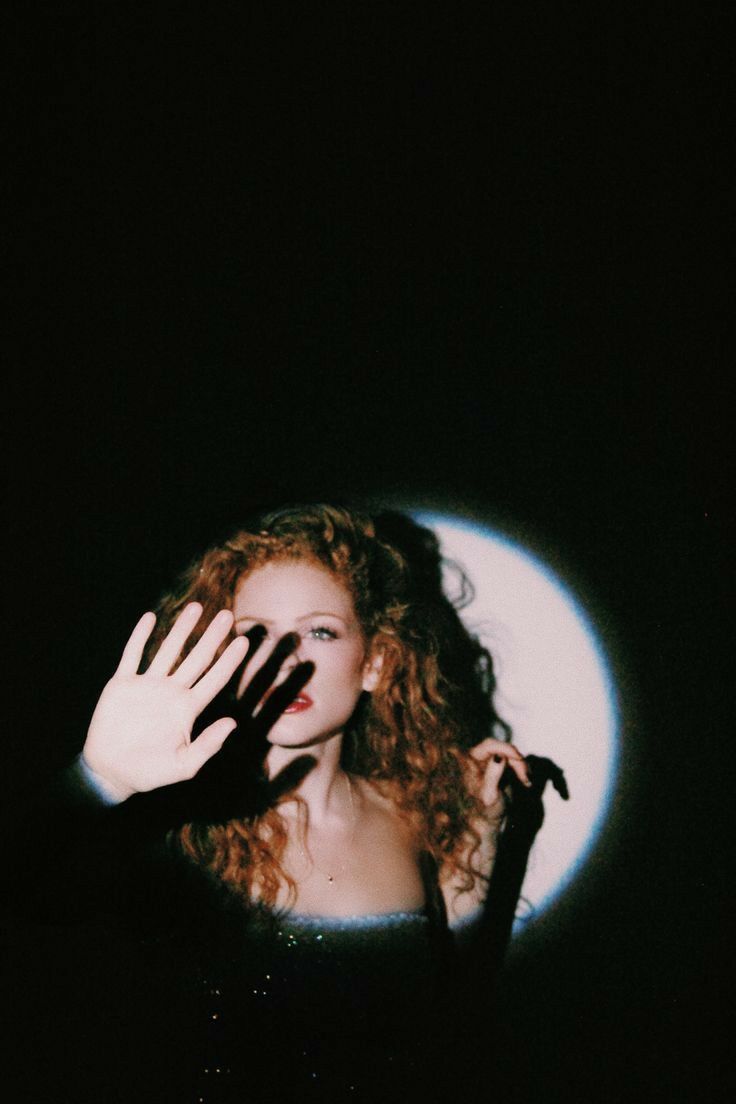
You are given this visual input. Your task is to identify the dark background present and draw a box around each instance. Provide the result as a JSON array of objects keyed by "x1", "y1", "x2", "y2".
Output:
[{"x1": 6, "y1": 3, "x2": 729, "y2": 1101}]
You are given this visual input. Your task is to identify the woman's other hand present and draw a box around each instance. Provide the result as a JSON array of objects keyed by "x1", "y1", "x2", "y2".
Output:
[
  {"x1": 82, "y1": 604, "x2": 254, "y2": 802},
  {"x1": 468, "y1": 737, "x2": 531, "y2": 809}
]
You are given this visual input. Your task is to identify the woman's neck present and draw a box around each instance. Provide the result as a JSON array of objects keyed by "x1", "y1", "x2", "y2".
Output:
[{"x1": 265, "y1": 734, "x2": 350, "y2": 826}]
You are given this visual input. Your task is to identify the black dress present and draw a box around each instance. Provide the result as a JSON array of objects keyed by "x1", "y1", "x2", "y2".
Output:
[
  {"x1": 191, "y1": 903, "x2": 447, "y2": 1102},
  {"x1": 5, "y1": 761, "x2": 463, "y2": 1104}
]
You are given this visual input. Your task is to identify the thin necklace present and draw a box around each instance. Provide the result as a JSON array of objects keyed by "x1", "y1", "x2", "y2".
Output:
[{"x1": 298, "y1": 773, "x2": 357, "y2": 884}]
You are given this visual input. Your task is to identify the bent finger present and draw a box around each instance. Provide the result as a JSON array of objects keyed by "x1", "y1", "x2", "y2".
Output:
[
  {"x1": 471, "y1": 741, "x2": 532, "y2": 794},
  {"x1": 500, "y1": 744, "x2": 531, "y2": 786},
  {"x1": 471, "y1": 739, "x2": 529, "y2": 775},
  {"x1": 470, "y1": 737, "x2": 521, "y2": 760},
  {"x1": 147, "y1": 603, "x2": 203, "y2": 675},
  {"x1": 115, "y1": 612, "x2": 157, "y2": 676}
]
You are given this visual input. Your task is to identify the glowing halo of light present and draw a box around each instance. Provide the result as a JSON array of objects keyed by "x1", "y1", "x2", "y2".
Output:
[{"x1": 412, "y1": 510, "x2": 620, "y2": 936}]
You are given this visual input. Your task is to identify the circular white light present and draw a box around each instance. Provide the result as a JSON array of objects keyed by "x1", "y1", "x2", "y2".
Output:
[{"x1": 413, "y1": 511, "x2": 620, "y2": 936}]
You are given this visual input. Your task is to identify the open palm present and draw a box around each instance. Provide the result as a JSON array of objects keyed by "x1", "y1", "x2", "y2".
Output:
[{"x1": 83, "y1": 603, "x2": 311, "y2": 803}]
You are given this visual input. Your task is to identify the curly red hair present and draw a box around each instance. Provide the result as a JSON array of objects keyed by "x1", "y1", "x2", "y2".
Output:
[{"x1": 147, "y1": 505, "x2": 504, "y2": 910}]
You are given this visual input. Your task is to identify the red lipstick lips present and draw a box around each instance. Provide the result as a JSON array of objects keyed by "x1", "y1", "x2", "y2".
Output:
[{"x1": 283, "y1": 693, "x2": 313, "y2": 714}]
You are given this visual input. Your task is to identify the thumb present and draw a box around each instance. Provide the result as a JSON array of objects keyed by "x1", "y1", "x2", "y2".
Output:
[{"x1": 182, "y1": 717, "x2": 237, "y2": 778}]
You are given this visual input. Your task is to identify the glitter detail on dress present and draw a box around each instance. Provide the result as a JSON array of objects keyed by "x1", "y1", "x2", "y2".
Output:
[
  {"x1": 193, "y1": 905, "x2": 440, "y2": 1101},
  {"x1": 277, "y1": 907, "x2": 429, "y2": 932}
]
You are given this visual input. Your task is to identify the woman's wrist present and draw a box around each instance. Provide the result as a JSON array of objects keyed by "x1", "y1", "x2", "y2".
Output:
[{"x1": 74, "y1": 754, "x2": 129, "y2": 806}]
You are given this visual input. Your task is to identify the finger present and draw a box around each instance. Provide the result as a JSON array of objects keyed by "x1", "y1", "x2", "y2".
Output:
[
  {"x1": 190, "y1": 635, "x2": 251, "y2": 711},
  {"x1": 187, "y1": 626, "x2": 268, "y2": 742},
  {"x1": 242, "y1": 622, "x2": 268, "y2": 658},
  {"x1": 178, "y1": 717, "x2": 237, "y2": 778},
  {"x1": 254, "y1": 662, "x2": 315, "y2": 733},
  {"x1": 487, "y1": 749, "x2": 532, "y2": 789},
  {"x1": 500, "y1": 744, "x2": 532, "y2": 786},
  {"x1": 469, "y1": 737, "x2": 517, "y2": 760},
  {"x1": 236, "y1": 632, "x2": 300, "y2": 718},
  {"x1": 470, "y1": 739, "x2": 530, "y2": 779},
  {"x1": 147, "y1": 603, "x2": 203, "y2": 676},
  {"x1": 224, "y1": 624, "x2": 268, "y2": 699},
  {"x1": 481, "y1": 757, "x2": 507, "y2": 807},
  {"x1": 470, "y1": 740, "x2": 532, "y2": 796},
  {"x1": 199, "y1": 623, "x2": 269, "y2": 707},
  {"x1": 173, "y1": 609, "x2": 235, "y2": 686},
  {"x1": 115, "y1": 612, "x2": 157, "y2": 676}
]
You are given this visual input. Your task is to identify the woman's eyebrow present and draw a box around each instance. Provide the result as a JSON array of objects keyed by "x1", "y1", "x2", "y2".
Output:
[{"x1": 233, "y1": 610, "x2": 349, "y2": 625}]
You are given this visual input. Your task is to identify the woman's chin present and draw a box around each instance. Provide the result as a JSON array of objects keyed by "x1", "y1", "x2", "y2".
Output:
[{"x1": 265, "y1": 722, "x2": 342, "y2": 750}]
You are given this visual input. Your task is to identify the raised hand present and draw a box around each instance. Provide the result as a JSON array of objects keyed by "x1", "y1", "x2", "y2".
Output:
[
  {"x1": 468, "y1": 737, "x2": 532, "y2": 809},
  {"x1": 82, "y1": 603, "x2": 311, "y2": 804}
]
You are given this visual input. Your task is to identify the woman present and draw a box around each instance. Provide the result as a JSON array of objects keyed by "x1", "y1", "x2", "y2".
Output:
[{"x1": 50, "y1": 505, "x2": 530, "y2": 1100}]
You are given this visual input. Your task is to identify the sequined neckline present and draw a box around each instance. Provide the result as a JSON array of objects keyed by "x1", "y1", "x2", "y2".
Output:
[{"x1": 277, "y1": 907, "x2": 429, "y2": 932}]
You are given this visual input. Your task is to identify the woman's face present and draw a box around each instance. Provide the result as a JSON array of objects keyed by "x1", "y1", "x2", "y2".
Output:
[{"x1": 232, "y1": 559, "x2": 379, "y2": 747}]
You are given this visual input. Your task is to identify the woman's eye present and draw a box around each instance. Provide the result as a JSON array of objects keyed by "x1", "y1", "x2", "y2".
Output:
[{"x1": 308, "y1": 626, "x2": 338, "y2": 641}]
